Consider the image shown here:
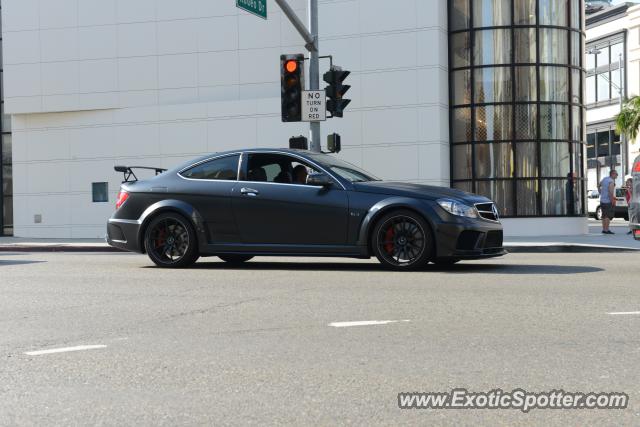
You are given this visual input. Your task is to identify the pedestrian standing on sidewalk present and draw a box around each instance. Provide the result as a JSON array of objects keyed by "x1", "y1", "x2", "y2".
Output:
[
  {"x1": 625, "y1": 177, "x2": 633, "y2": 235},
  {"x1": 599, "y1": 170, "x2": 618, "y2": 235}
]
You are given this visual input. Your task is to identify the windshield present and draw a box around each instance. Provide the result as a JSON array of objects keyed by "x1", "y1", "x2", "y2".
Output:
[{"x1": 310, "y1": 153, "x2": 380, "y2": 182}]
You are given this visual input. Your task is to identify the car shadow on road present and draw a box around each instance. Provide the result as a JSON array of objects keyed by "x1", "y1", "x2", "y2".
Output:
[{"x1": 172, "y1": 261, "x2": 603, "y2": 275}]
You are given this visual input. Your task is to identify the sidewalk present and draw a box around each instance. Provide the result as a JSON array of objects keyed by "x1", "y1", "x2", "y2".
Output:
[
  {"x1": 505, "y1": 221, "x2": 640, "y2": 253},
  {"x1": 1, "y1": 221, "x2": 638, "y2": 253}
]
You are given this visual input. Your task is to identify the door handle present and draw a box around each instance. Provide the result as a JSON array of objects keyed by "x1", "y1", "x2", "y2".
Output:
[{"x1": 240, "y1": 187, "x2": 259, "y2": 196}]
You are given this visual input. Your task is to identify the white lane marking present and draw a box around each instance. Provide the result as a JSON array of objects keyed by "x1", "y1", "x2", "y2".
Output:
[
  {"x1": 24, "y1": 345, "x2": 107, "y2": 356},
  {"x1": 329, "y1": 320, "x2": 410, "y2": 328},
  {"x1": 608, "y1": 311, "x2": 640, "y2": 316}
]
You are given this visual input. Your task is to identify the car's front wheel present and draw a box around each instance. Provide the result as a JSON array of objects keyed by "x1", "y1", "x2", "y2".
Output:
[
  {"x1": 144, "y1": 213, "x2": 199, "y2": 268},
  {"x1": 371, "y1": 210, "x2": 433, "y2": 270},
  {"x1": 595, "y1": 206, "x2": 603, "y2": 221}
]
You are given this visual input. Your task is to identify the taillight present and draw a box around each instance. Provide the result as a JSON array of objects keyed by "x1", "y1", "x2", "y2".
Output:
[
  {"x1": 633, "y1": 161, "x2": 640, "y2": 173},
  {"x1": 115, "y1": 191, "x2": 129, "y2": 209}
]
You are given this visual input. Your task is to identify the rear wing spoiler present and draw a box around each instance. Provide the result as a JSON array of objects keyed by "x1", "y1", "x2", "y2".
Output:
[{"x1": 114, "y1": 165, "x2": 167, "y2": 183}]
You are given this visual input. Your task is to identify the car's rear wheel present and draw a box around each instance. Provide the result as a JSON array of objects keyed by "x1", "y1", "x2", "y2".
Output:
[
  {"x1": 371, "y1": 210, "x2": 433, "y2": 270},
  {"x1": 218, "y1": 254, "x2": 254, "y2": 264},
  {"x1": 144, "y1": 213, "x2": 199, "y2": 268}
]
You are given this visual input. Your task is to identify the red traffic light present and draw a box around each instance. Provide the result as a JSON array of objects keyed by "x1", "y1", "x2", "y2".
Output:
[{"x1": 285, "y1": 60, "x2": 298, "y2": 73}]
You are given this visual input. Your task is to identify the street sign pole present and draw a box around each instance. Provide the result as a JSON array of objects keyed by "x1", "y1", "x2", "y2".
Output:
[
  {"x1": 308, "y1": 0, "x2": 321, "y2": 152},
  {"x1": 274, "y1": 0, "x2": 321, "y2": 152}
]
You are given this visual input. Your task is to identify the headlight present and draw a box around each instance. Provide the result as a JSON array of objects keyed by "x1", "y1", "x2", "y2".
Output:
[{"x1": 437, "y1": 199, "x2": 478, "y2": 218}]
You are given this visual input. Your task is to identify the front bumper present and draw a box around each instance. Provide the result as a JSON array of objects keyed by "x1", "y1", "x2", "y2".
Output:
[
  {"x1": 435, "y1": 218, "x2": 506, "y2": 259},
  {"x1": 106, "y1": 218, "x2": 143, "y2": 253}
]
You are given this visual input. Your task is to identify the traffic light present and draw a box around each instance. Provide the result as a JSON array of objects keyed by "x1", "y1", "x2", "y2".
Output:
[
  {"x1": 289, "y1": 135, "x2": 308, "y2": 150},
  {"x1": 281, "y1": 54, "x2": 305, "y2": 122},
  {"x1": 327, "y1": 133, "x2": 341, "y2": 153},
  {"x1": 323, "y1": 66, "x2": 351, "y2": 118}
]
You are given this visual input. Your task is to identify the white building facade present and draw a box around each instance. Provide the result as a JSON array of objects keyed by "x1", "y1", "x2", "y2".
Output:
[
  {"x1": 585, "y1": 2, "x2": 640, "y2": 190},
  {"x1": 1, "y1": 0, "x2": 587, "y2": 238}
]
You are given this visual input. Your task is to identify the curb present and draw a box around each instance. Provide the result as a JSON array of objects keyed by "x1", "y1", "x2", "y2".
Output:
[
  {"x1": 504, "y1": 244, "x2": 640, "y2": 253},
  {"x1": 0, "y1": 245, "x2": 126, "y2": 253}
]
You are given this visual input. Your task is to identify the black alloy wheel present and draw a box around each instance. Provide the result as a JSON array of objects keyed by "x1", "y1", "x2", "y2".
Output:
[
  {"x1": 372, "y1": 210, "x2": 433, "y2": 270},
  {"x1": 218, "y1": 254, "x2": 254, "y2": 264},
  {"x1": 144, "y1": 213, "x2": 199, "y2": 268}
]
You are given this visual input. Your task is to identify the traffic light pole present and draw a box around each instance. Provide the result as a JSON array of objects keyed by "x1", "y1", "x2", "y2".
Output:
[
  {"x1": 274, "y1": 0, "x2": 321, "y2": 152},
  {"x1": 308, "y1": 0, "x2": 321, "y2": 152}
]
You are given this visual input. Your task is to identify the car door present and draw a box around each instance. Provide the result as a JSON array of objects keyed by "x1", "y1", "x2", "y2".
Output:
[
  {"x1": 231, "y1": 152, "x2": 349, "y2": 246},
  {"x1": 176, "y1": 154, "x2": 242, "y2": 243}
]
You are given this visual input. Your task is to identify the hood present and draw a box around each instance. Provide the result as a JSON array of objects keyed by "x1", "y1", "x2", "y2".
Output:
[{"x1": 352, "y1": 181, "x2": 491, "y2": 203}]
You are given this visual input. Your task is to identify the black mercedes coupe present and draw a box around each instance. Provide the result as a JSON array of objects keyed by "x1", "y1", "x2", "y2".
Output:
[{"x1": 107, "y1": 149, "x2": 505, "y2": 269}]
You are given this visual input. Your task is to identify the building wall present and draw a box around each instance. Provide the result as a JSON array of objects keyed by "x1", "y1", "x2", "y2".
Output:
[
  {"x1": 2, "y1": 0, "x2": 450, "y2": 238},
  {"x1": 586, "y1": 4, "x2": 640, "y2": 189}
]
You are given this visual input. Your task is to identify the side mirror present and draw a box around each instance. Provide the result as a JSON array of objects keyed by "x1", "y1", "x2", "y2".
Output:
[{"x1": 306, "y1": 172, "x2": 333, "y2": 187}]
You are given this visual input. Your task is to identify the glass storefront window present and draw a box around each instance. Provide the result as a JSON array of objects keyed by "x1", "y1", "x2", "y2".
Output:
[
  {"x1": 541, "y1": 180, "x2": 569, "y2": 216},
  {"x1": 514, "y1": 0, "x2": 536, "y2": 25},
  {"x1": 453, "y1": 144, "x2": 473, "y2": 180},
  {"x1": 451, "y1": 0, "x2": 471, "y2": 30},
  {"x1": 476, "y1": 180, "x2": 515, "y2": 216},
  {"x1": 473, "y1": 0, "x2": 511, "y2": 27},
  {"x1": 514, "y1": 28, "x2": 536, "y2": 63},
  {"x1": 517, "y1": 180, "x2": 539, "y2": 215},
  {"x1": 453, "y1": 70, "x2": 471, "y2": 105},
  {"x1": 539, "y1": 66, "x2": 569, "y2": 102},
  {"x1": 452, "y1": 108, "x2": 472, "y2": 142},
  {"x1": 539, "y1": 0, "x2": 568, "y2": 26},
  {"x1": 515, "y1": 104, "x2": 537, "y2": 140},
  {"x1": 570, "y1": 32, "x2": 581, "y2": 67},
  {"x1": 474, "y1": 67, "x2": 512, "y2": 103},
  {"x1": 474, "y1": 29, "x2": 512, "y2": 65},
  {"x1": 570, "y1": 0, "x2": 581, "y2": 30},
  {"x1": 515, "y1": 66, "x2": 537, "y2": 101},
  {"x1": 451, "y1": 32, "x2": 471, "y2": 68},
  {"x1": 610, "y1": 43, "x2": 624, "y2": 64},
  {"x1": 475, "y1": 105, "x2": 512, "y2": 141},
  {"x1": 448, "y1": 0, "x2": 585, "y2": 218},
  {"x1": 541, "y1": 142, "x2": 571, "y2": 177},
  {"x1": 540, "y1": 104, "x2": 569, "y2": 140},
  {"x1": 572, "y1": 107, "x2": 582, "y2": 142},
  {"x1": 475, "y1": 143, "x2": 514, "y2": 178},
  {"x1": 515, "y1": 142, "x2": 539, "y2": 177},
  {"x1": 540, "y1": 29, "x2": 568, "y2": 64}
]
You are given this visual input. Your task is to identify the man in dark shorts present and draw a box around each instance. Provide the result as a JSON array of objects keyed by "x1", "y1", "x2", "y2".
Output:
[{"x1": 599, "y1": 170, "x2": 618, "y2": 234}]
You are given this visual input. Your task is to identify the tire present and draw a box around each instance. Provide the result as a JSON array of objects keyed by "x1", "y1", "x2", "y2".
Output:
[
  {"x1": 595, "y1": 206, "x2": 603, "y2": 221},
  {"x1": 144, "y1": 212, "x2": 199, "y2": 268},
  {"x1": 218, "y1": 254, "x2": 254, "y2": 264},
  {"x1": 371, "y1": 209, "x2": 434, "y2": 270}
]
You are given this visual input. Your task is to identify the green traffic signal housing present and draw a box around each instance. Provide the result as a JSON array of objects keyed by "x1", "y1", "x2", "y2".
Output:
[
  {"x1": 323, "y1": 66, "x2": 351, "y2": 118},
  {"x1": 281, "y1": 54, "x2": 305, "y2": 122}
]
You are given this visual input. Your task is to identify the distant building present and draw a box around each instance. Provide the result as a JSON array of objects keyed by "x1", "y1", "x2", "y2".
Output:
[{"x1": 585, "y1": 2, "x2": 640, "y2": 190}]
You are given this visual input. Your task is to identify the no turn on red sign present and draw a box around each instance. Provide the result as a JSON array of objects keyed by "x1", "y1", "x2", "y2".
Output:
[{"x1": 301, "y1": 91, "x2": 327, "y2": 122}]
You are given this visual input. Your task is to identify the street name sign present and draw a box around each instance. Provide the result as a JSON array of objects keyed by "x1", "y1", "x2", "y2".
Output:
[
  {"x1": 301, "y1": 91, "x2": 327, "y2": 122},
  {"x1": 236, "y1": 0, "x2": 267, "y2": 19}
]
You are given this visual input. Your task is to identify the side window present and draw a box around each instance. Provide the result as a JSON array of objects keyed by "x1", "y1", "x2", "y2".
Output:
[
  {"x1": 245, "y1": 154, "x2": 319, "y2": 185},
  {"x1": 181, "y1": 155, "x2": 239, "y2": 180}
]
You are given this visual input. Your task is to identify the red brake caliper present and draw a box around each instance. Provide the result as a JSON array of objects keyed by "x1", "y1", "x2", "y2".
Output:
[
  {"x1": 156, "y1": 228, "x2": 166, "y2": 249},
  {"x1": 384, "y1": 226, "x2": 395, "y2": 254}
]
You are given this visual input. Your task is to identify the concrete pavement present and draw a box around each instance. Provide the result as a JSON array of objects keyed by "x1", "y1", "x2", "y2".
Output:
[{"x1": 1, "y1": 251, "x2": 640, "y2": 425}]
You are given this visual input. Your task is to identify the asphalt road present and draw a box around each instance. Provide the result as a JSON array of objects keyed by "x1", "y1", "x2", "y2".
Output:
[{"x1": 1, "y1": 252, "x2": 639, "y2": 426}]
